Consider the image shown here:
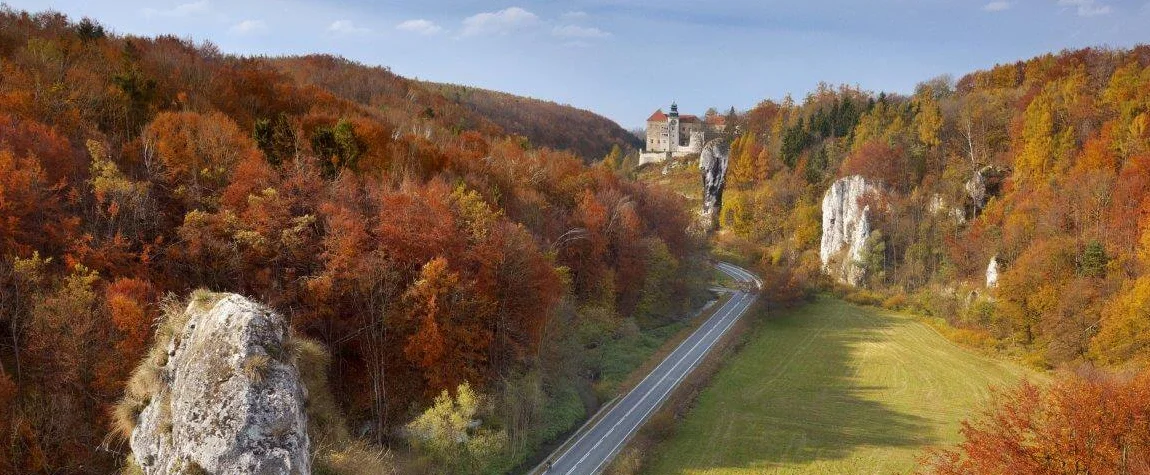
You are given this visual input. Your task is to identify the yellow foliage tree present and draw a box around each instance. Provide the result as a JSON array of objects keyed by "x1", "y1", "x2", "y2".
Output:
[
  {"x1": 852, "y1": 99, "x2": 910, "y2": 152},
  {"x1": 1091, "y1": 276, "x2": 1150, "y2": 364},
  {"x1": 1016, "y1": 71, "x2": 1087, "y2": 181},
  {"x1": 1101, "y1": 62, "x2": 1150, "y2": 158},
  {"x1": 914, "y1": 87, "x2": 943, "y2": 148},
  {"x1": 728, "y1": 133, "x2": 761, "y2": 189},
  {"x1": 719, "y1": 190, "x2": 753, "y2": 236},
  {"x1": 406, "y1": 382, "x2": 508, "y2": 474}
]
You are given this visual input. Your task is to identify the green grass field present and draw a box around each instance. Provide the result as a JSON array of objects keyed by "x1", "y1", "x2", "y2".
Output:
[{"x1": 644, "y1": 297, "x2": 1036, "y2": 474}]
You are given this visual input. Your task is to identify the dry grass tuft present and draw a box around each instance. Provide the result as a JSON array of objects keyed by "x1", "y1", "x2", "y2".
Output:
[
  {"x1": 313, "y1": 439, "x2": 397, "y2": 475},
  {"x1": 242, "y1": 354, "x2": 272, "y2": 384},
  {"x1": 112, "y1": 290, "x2": 223, "y2": 441},
  {"x1": 119, "y1": 457, "x2": 145, "y2": 475},
  {"x1": 293, "y1": 335, "x2": 397, "y2": 474},
  {"x1": 291, "y1": 336, "x2": 350, "y2": 443}
]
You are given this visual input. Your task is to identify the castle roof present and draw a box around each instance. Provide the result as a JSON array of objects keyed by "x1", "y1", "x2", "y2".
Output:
[
  {"x1": 648, "y1": 108, "x2": 703, "y2": 124},
  {"x1": 706, "y1": 115, "x2": 727, "y2": 126}
]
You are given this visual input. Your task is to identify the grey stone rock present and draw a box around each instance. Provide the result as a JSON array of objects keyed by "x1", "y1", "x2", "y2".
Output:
[
  {"x1": 131, "y1": 294, "x2": 311, "y2": 475},
  {"x1": 928, "y1": 193, "x2": 966, "y2": 225},
  {"x1": 699, "y1": 136, "x2": 731, "y2": 229},
  {"x1": 965, "y1": 165, "x2": 1006, "y2": 214}
]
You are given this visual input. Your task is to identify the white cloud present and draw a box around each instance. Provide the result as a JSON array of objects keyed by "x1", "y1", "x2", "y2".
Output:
[
  {"x1": 396, "y1": 19, "x2": 443, "y2": 36},
  {"x1": 329, "y1": 20, "x2": 371, "y2": 35},
  {"x1": 982, "y1": 1, "x2": 1011, "y2": 12},
  {"x1": 460, "y1": 7, "x2": 538, "y2": 37},
  {"x1": 143, "y1": 0, "x2": 210, "y2": 18},
  {"x1": 1058, "y1": 0, "x2": 1112, "y2": 16},
  {"x1": 561, "y1": 11, "x2": 589, "y2": 21},
  {"x1": 230, "y1": 19, "x2": 268, "y2": 34},
  {"x1": 552, "y1": 25, "x2": 611, "y2": 39}
]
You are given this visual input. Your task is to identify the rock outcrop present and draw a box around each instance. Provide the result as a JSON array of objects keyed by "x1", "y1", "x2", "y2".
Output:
[
  {"x1": 821, "y1": 175, "x2": 880, "y2": 286},
  {"x1": 699, "y1": 135, "x2": 731, "y2": 229},
  {"x1": 928, "y1": 194, "x2": 966, "y2": 225},
  {"x1": 965, "y1": 165, "x2": 1006, "y2": 214},
  {"x1": 130, "y1": 293, "x2": 311, "y2": 475},
  {"x1": 986, "y1": 256, "x2": 1000, "y2": 288}
]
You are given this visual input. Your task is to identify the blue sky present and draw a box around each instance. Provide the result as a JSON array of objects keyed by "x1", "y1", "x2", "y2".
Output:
[{"x1": 8, "y1": 0, "x2": 1150, "y2": 128}]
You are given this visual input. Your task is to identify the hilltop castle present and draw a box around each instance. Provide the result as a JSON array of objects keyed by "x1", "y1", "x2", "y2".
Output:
[{"x1": 639, "y1": 103, "x2": 726, "y2": 165}]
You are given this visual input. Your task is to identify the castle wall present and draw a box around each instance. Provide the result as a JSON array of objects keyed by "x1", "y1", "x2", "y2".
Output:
[
  {"x1": 646, "y1": 121, "x2": 670, "y2": 152},
  {"x1": 642, "y1": 105, "x2": 711, "y2": 161}
]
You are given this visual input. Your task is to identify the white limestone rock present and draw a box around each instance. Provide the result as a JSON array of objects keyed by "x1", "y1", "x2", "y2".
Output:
[
  {"x1": 928, "y1": 194, "x2": 966, "y2": 225},
  {"x1": 131, "y1": 294, "x2": 311, "y2": 475},
  {"x1": 699, "y1": 136, "x2": 731, "y2": 229},
  {"x1": 820, "y1": 175, "x2": 880, "y2": 286},
  {"x1": 986, "y1": 256, "x2": 999, "y2": 288},
  {"x1": 965, "y1": 170, "x2": 987, "y2": 211},
  {"x1": 965, "y1": 165, "x2": 1006, "y2": 214}
]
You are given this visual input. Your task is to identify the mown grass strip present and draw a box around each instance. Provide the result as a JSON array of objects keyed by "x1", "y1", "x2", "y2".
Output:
[{"x1": 643, "y1": 297, "x2": 1035, "y2": 475}]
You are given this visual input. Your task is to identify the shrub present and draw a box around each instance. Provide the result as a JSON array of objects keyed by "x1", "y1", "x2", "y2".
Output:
[{"x1": 882, "y1": 293, "x2": 908, "y2": 310}]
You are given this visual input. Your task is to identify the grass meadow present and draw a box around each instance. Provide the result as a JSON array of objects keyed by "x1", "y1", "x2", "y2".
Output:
[{"x1": 643, "y1": 297, "x2": 1035, "y2": 474}]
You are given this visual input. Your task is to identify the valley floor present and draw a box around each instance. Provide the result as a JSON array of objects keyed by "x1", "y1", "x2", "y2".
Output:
[{"x1": 643, "y1": 297, "x2": 1035, "y2": 474}]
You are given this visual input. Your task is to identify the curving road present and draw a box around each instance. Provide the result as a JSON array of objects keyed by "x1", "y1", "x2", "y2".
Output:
[{"x1": 538, "y1": 262, "x2": 761, "y2": 475}]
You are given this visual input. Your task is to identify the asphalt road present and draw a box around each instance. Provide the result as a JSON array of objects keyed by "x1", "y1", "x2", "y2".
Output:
[{"x1": 540, "y1": 262, "x2": 761, "y2": 475}]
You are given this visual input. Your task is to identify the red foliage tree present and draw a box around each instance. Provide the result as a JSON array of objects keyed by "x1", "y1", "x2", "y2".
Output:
[
  {"x1": 926, "y1": 369, "x2": 1150, "y2": 474},
  {"x1": 839, "y1": 140, "x2": 912, "y2": 191}
]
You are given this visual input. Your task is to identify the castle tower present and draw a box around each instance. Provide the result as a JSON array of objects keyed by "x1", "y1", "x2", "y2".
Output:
[{"x1": 667, "y1": 102, "x2": 680, "y2": 159}]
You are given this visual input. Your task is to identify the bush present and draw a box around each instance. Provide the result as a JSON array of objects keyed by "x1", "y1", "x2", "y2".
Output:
[
  {"x1": 881, "y1": 293, "x2": 908, "y2": 310},
  {"x1": 405, "y1": 383, "x2": 508, "y2": 474},
  {"x1": 844, "y1": 289, "x2": 884, "y2": 306}
]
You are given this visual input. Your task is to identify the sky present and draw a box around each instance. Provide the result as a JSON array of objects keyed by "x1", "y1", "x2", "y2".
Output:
[{"x1": 7, "y1": 0, "x2": 1150, "y2": 129}]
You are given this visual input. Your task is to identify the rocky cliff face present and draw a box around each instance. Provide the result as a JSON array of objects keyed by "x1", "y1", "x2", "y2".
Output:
[
  {"x1": 130, "y1": 293, "x2": 311, "y2": 475},
  {"x1": 699, "y1": 136, "x2": 731, "y2": 229},
  {"x1": 965, "y1": 165, "x2": 1006, "y2": 214},
  {"x1": 986, "y1": 256, "x2": 1000, "y2": 288},
  {"x1": 821, "y1": 175, "x2": 880, "y2": 286}
]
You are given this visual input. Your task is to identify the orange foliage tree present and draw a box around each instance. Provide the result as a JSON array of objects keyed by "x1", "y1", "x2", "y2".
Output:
[{"x1": 926, "y1": 370, "x2": 1150, "y2": 474}]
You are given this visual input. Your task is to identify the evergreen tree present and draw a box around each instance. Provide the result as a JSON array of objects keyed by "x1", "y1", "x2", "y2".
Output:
[{"x1": 1080, "y1": 241, "x2": 1108, "y2": 277}]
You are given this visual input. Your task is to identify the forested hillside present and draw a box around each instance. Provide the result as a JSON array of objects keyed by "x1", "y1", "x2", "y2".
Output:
[
  {"x1": 422, "y1": 82, "x2": 643, "y2": 161},
  {"x1": 718, "y1": 46, "x2": 1150, "y2": 370},
  {"x1": 0, "y1": 9, "x2": 706, "y2": 473},
  {"x1": 691, "y1": 45, "x2": 1150, "y2": 473},
  {"x1": 272, "y1": 55, "x2": 640, "y2": 161}
]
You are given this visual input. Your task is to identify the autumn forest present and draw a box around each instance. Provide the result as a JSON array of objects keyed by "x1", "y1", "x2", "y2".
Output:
[
  {"x1": 2, "y1": 4, "x2": 1150, "y2": 475},
  {"x1": 0, "y1": 9, "x2": 706, "y2": 473},
  {"x1": 710, "y1": 42, "x2": 1150, "y2": 473}
]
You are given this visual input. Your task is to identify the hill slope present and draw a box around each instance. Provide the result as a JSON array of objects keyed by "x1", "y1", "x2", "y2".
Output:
[
  {"x1": 713, "y1": 45, "x2": 1150, "y2": 368},
  {"x1": 271, "y1": 55, "x2": 639, "y2": 161},
  {"x1": 423, "y1": 81, "x2": 642, "y2": 160},
  {"x1": 0, "y1": 9, "x2": 705, "y2": 473}
]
